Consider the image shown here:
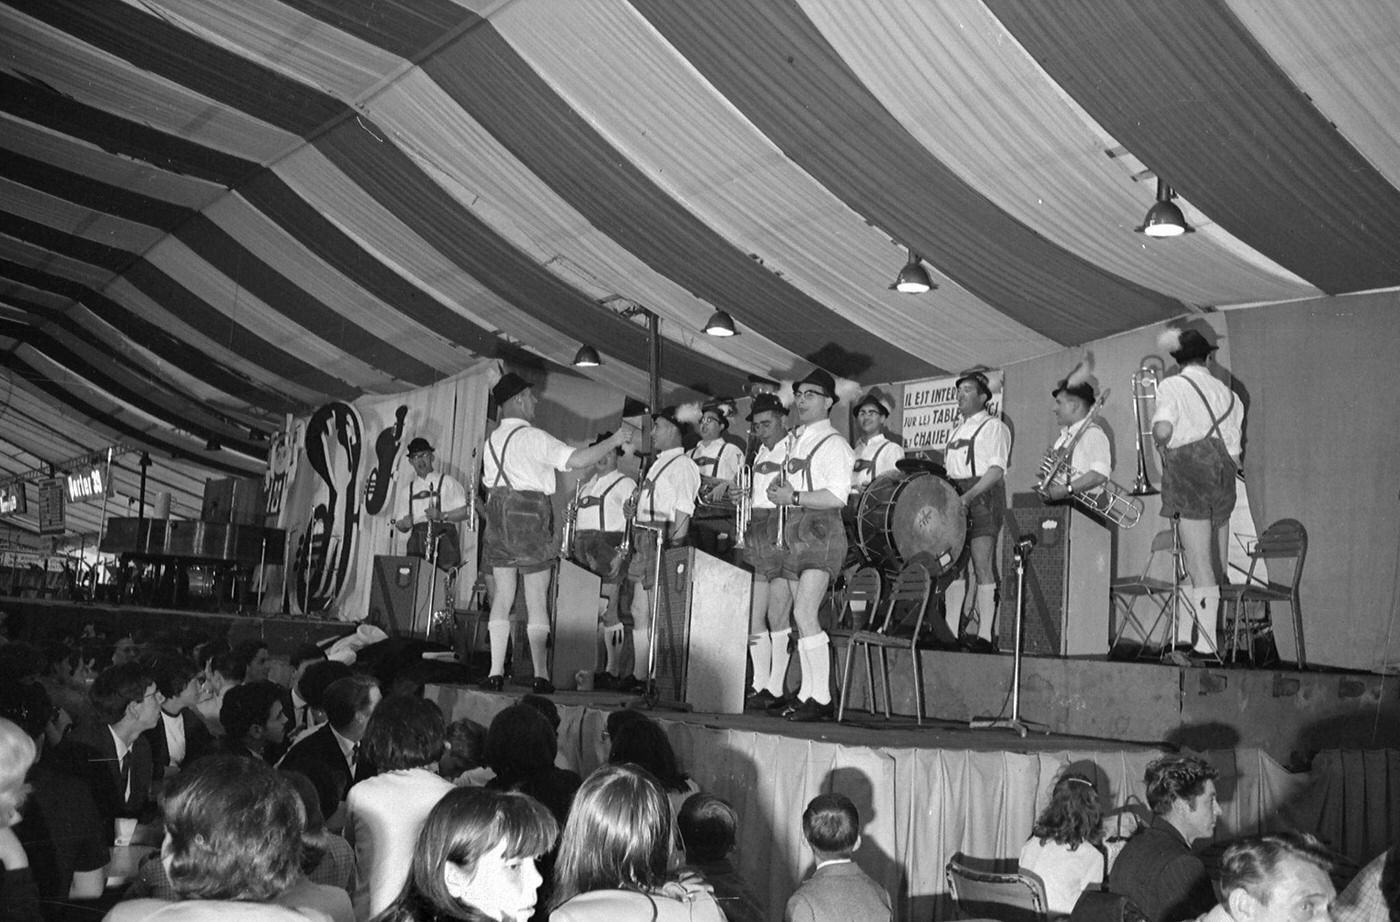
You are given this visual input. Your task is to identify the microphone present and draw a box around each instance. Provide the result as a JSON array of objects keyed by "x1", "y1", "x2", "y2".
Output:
[{"x1": 1015, "y1": 533, "x2": 1038, "y2": 555}]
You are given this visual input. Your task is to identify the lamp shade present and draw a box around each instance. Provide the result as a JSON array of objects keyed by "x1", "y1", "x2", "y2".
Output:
[
  {"x1": 572, "y1": 344, "x2": 601, "y2": 367},
  {"x1": 1136, "y1": 180, "x2": 1191, "y2": 237},
  {"x1": 703, "y1": 310, "x2": 737, "y2": 336},
  {"x1": 894, "y1": 251, "x2": 933, "y2": 293}
]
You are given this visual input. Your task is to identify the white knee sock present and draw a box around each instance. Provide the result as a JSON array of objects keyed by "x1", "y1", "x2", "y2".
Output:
[
  {"x1": 630, "y1": 625, "x2": 651, "y2": 680},
  {"x1": 487, "y1": 620, "x2": 511, "y2": 676},
  {"x1": 748, "y1": 632, "x2": 771, "y2": 692},
  {"x1": 797, "y1": 632, "x2": 832, "y2": 704},
  {"x1": 944, "y1": 579, "x2": 967, "y2": 637},
  {"x1": 602, "y1": 623, "x2": 625, "y2": 674},
  {"x1": 526, "y1": 624, "x2": 551, "y2": 678},
  {"x1": 766, "y1": 628, "x2": 793, "y2": 696},
  {"x1": 1191, "y1": 585, "x2": 1220, "y2": 654},
  {"x1": 975, "y1": 584, "x2": 998, "y2": 641}
]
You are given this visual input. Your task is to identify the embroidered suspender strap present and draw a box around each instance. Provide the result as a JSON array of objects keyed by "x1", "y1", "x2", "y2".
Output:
[
  {"x1": 595, "y1": 475, "x2": 625, "y2": 532},
  {"x1": 966, "y1": 419, "x2": 991, "y2": 478},
  {"x1": 1181, "y1": 376, "x2": 1235, "y2": 442},
  {"x1": 642, "y1": 455, "x2": 683, "y2": 521},
  {"x1": 487, "y1": 426, "x2": 525, "y2": 489},
  {"x1": 872, "y1": 441, "x2": 893, "y2": 473},
  {"x1": 800, "y1": 433, "x2": 843, "y2": 492}
]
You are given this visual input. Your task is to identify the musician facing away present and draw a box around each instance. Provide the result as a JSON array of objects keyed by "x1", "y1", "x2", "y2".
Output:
[
  {"x1": 1042, "y1": 372, "x2": 1110, "y2": 503},
  {"x1": 1151, "y1": 328, "x2": 1244, "y2": 663},
  {"x1": 723, "y1": 393, "x2": 795, "y2": 712},
  {"x1": 942, "y1": 370, "x2": 1012, "y2": 654},
  {"x1": 571, "y1": 432, "x2": 637, "y2": 690},
  {"x1": 623, "y1": 407, "x2": 701, "y2": 694},
  {"x1": 479, "y1": 373, "x2": 636, "y2": 694},
  {"x1": 765, "y1": 369, "x2": 855, "y2": 722}
]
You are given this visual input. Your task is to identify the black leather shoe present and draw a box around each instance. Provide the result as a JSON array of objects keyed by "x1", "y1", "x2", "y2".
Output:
[
  {"x1": 479, "y1": 674, "x2": 505, "y2": 692},
  {"x1": 745, "y1": 689, "x2": 777, "y2": 711},
  {"x1": 593, "y1": 672, "x2": 620, "y2": 691},
  {"x1": 617, "y1": 675, "x2": 644, "y2": 694},
  {"x1": 785, "y1": 698, "x2": 835, "y2": 722},
  {"x1": 764, "y1": 694, "x2": 795, "y2": 716},
  {"x1": 531, "y1": 677, "x2": 555, "y2": 694},
  {"x1": 960, "y1": 636, "x2": 996, "y2": 655}
]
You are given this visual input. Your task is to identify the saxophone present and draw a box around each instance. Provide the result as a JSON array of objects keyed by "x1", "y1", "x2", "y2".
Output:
[{"x1": 559, "y1": 480, "x2": 583, "y2": 558}]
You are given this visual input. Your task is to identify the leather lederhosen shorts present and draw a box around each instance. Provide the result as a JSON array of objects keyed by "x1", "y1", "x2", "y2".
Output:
[{"x1": 483, "y1": 487, "x2": 555, "y2": 574}]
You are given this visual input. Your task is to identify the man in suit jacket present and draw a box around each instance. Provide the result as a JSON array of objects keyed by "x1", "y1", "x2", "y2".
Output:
[
  {"x1": 785, "y1": 793, "x2": 891, "y2": 922},
  {"x1": 278, "y1": 673, "x2": 380, "y2": 824},
  {"x1": 143, "y1": 655, "x2": 214, "y2": 780},
  {"x1": 57, "y1": 662, "x2": 163, "y2": 833}
]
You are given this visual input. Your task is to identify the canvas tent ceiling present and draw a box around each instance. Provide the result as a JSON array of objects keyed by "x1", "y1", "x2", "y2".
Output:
[{"x1": 2, "y1": 0, "x2": 1399, "y2": 545}]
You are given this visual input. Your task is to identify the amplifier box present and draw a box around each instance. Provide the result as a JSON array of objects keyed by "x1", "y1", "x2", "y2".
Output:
[
  {"x1": 653, "y1": 546, "x2": 751, "y2": 714},
  {"x1": 368, "y1": 555, "x2": 436, "y2": 638},
  {"x1": 202, "y1": 477, "x2": 265, "y2": 525},
  {"x1": 996, "y1": 493, "x2": 1110, "y2": 656}
]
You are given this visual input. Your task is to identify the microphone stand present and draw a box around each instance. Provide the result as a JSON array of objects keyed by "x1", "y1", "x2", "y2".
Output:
[{"x1": 971, "y1": 536, "x2": 1045, "y2": 738}]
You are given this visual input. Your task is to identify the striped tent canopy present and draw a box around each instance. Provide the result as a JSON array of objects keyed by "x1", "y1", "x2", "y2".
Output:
[{"x1": 2, "y1": 0, "x2": 1398, "y2": 544}]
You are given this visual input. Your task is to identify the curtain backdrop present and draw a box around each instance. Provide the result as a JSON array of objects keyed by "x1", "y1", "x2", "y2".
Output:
[
  {"x1": 433, "y1": 687, "x2": 1397, "y2": 922},
  {"x1": 1226, "y1": 293, "x2": 1400, "y2": 673}
]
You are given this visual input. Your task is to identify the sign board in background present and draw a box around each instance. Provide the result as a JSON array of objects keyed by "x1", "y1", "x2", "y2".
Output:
[
  {"x1": 37, "y1": 479, "x2": 65, "y2": 536},
  {"x1": 899, "y1": 372, "x2": 1003, "y2": 454},
  {"x1": 65, "y1": 459, "x2": 112, "y2": 504},
  {"x1": 0, "y1": 482, "x2": 26, "y2": 516}
]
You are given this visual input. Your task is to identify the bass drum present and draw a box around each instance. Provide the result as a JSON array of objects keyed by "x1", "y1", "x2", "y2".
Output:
[{"x1": 855, "y1": 470, "x2": 966, "y2": 576}]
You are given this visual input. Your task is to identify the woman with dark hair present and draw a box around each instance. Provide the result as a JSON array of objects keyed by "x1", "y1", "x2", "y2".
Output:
[
  {"x1": 105, "y1": 756, "x2": 329, "y2": 921},
  {"x1": 374, "y1": 787, "x2": 558, "y2": 922},
  {"x1": 550, "y1": 764, "x2": 722, "y2": 922},
  {"x1": 1018, "y1": 771, "x2": 1106, "y2": 917},
  {"x1": 605, "y1": 718, "x2": 698, "y2": 817},
  {"x1": 484, "y1": 705, "x2": 581, "y2": 828},
  {"x1": 347, "y1": 695, "x2": 454, "y2": 920}
]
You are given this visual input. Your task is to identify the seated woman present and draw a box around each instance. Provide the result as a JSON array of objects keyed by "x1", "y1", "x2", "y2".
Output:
[
  {"x1": 549, "y1": 764, "x2": 723, "y2": 922},
  {"x1": 606, "y1": 717, "x2": 698, "y2": 818},
  {"x1": 106, "y1": 755, "x2": 346, "y2": 921},
  {"x1": 347, "y1": 696, "x2": 454, "y2": 921},
  {"x1": 1018, "y1": 771, "x2": 1106, "y2": 917},
  {"x1": 374, "y1": 786, "x2": 558, "y2": 922}
]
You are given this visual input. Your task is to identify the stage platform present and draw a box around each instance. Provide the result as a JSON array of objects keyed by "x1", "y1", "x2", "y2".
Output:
[{"x1": 430, "y1": 680, "x2": 1396, "y2": 922}]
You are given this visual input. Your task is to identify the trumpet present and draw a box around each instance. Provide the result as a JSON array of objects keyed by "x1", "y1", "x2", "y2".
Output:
[
  {"x1": 1130, "y1": 356, "x2": 1166, "y2": 496},
  {"x1": 1036, "y1": 388, "x2": 1144, "y2": 528},
  {"x1": 464, "y1": 454, "x2": 479, "y2": 532},
  {"x1": 559, "y1": 480, "x2": 582, "y2": 558},
  {"x1": 774, "y1": 433, "x2": 796, "y2": 551},
  {"x1": 733, "y1": 465, "x2": 753, "y2": 549},
  {"x1": 618, "y1": 491, "x2": 636, "y2": 557}
]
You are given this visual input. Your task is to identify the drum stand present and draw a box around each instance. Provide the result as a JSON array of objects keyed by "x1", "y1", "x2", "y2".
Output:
[{"x1": 970, "y1": 536, "x2": 1045, "y2": 738}]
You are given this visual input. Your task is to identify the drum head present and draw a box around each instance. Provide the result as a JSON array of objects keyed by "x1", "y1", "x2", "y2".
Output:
[{"x1": 886, "y1": 472, "x2": 965, "y2": 576}]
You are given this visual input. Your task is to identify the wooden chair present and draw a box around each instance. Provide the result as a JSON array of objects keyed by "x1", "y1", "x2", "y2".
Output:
[
  {"x1": 828, "y1": 567, "x2": 882, "y2": 702},
  {"x1": 1220, "y1": 518, "x2": 1307, "y2": 667},
  {"x1": 837, "y1": 561, "x2": 932, "y2": 724},
  {"x1": 945, "y1": 853, "x2": 1048, "y2": 922},
  {"x1": 1110, "y1": 527, "x2": 1187, "y2": 656}
]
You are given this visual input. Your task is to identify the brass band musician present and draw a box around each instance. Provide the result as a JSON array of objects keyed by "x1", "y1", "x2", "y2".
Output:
[
  {"x1": 849, "y1": 389, "x2": 905, "y2": 496},
  {"x1": 1042, "y1": 374, "x2": 1110, "y2": 503},
  {"x1": 571, "y1": 432, "x2": 637, "y2": 690},
  {"x1": 689, "y1": 400, "x2": 745, "y2": 559},
  {"x1": 390, "y1": 436, "x2": 469, "y2": 607}
]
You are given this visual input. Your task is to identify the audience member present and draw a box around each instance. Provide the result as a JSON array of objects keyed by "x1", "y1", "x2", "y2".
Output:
[
  {"x1": 104, "y1": 756, "x2": 343, "y2": 921},
  {"x1": 1, "y1": 716, "x2": 42, "y2": 922},
  {"x1": 1109, "y1": 756, "x2": 1221, "y2": 922},
  {"x1": 1332, "y1": 843, "x2": 1396, "y2": 922},
  {"x1": 196, "y1": 649, "x2": 244, "y2": 736},
  {"x1": 292, "y1": 661, "x2": 355, "y2": 745},
  {"x1": 520, "y1": 695, "x2": 561, "y2": 732},
  {"x1": 57, "y1": 662, "x2": 162, "y2": 831},
  {"x1": 0, "y1": 642, "x2": 45, "y2": 682},
  {"x1": 372, "y1": 787, "x2": 558, "y2": 922},
  {"x1": 1019, "y1": 772, "x2": 1106, "y2": 916},
  {"x1": 606, "y1": 717, "x2": 699, "y2": 817},
  {"x1": 279, "y1": 674, "x2": 381, "y2": 824},
  {"x1": 232, "y1": 639, "x2": 273, "y2": 684},
  {"x1": 0, "y1": 679, "x2": 108, "y2": 909},
  {"x1": 1196, "y1": 833, "x2": 1333, "y2": 922},
  {"x1": 785, "y1": 793, "x2": 890, "y2": 922},
  {"x1": 280, "y1": 771, "x2": 356, "y2": 897},
  {"x1": 217, "y1": 680, "x2": 289, "y2": 763},
  {"x1": 110, "y1": 635, "x2": 142, "y2": 669},
  {"x1": 287, "y1": 644, "x2": 329, "y2": 737},
  {"x1": 441, "y1": 719, "x2": 492, "y2": 787},
  {"x1": 143, "y1": 656, "x2": 214, "y2": 780},
  {"x1": 550, "y1": 763, "x2": 724, "y2": 922},
  {"x1": 346, "y1": 695, "x2": 453, "y2": 920},
  {"x1": 484, "y1": 705, "x2": 581, "y2": 830},
  {"x1": 678, "y1": 793, "x2": 764, "y2": 922}
]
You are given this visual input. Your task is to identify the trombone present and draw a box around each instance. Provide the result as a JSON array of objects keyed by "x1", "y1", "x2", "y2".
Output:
[
  {"x1": 1130, "y1": 355, "x2": 1166, "y2": 496},
  {"x1": 1035, "y1": 389, "x2": 1144, "y2": 528}
]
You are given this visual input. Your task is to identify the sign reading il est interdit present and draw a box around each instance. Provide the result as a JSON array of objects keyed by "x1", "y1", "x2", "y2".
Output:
[{"x1": 899, "y1": 373, "x2": 1003, "y2": 453}]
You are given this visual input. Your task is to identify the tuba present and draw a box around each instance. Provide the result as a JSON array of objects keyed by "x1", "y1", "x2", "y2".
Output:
[
  {"x1": 1130, "y1": 356, "x2": 1166, "y2": 495},
  {"x1": 733, "y1": 464, "x2": 753, "y2": 549},
  {"x1": 1036, "y1": 389, "x2": 1144, "y2": 528},
  {"x1": 559, "y1": 480, "x2": 583, "y2": 558}
]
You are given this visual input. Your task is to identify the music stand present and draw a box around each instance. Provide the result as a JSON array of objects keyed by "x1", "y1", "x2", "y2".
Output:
[
  {"x1": 627, "y1": 522, "x2": 691, "y2": 713},
  {"x1": 970, "y1": 536, "x2": 1046, "y2": 737}
]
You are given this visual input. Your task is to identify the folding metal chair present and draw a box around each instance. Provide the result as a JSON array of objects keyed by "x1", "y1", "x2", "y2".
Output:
[
  {"x1": 827, "y1": 567, "x2": 882, "y2": 704},
  {"x1": 1110, "y1": 527, "x2": 1188, "y2": 656},
  {"x1": 1220, "y1": 518, "x2": 1307, "y2": 667},
  {"x1": 945, "y1": 852, "x2": 1048, "y2": 922},
  {"x1": 837, "y1": 561, "x2": 932, "y2": 723}
]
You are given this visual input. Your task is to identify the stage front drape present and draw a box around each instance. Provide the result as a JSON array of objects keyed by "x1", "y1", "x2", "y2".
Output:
[
  {"x1": 1226, "y1": 293, "x2": 1400, "y2": 674},
  {"x1": 434, "y1": 688, "x2": 1397, "y2": 922}
]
